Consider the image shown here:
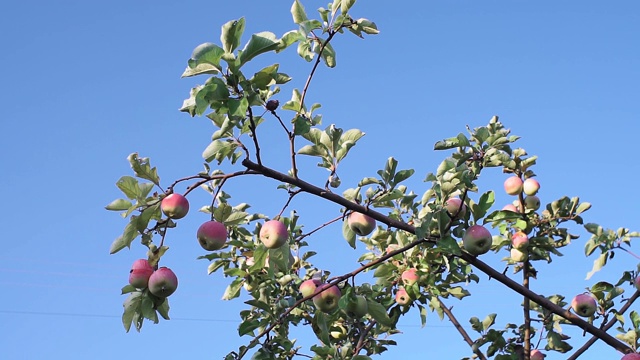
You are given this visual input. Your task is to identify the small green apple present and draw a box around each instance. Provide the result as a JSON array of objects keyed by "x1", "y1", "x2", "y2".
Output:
[
  {"x1": 523, "y1": 178, "x2": 540, "y2": 196},
  {"x1": 524, "y1": 195, "x2": 540, "y2": 211},
  {"x1": 462, "y1": 225, "x2": 492, "y2": 256},
  {"x1": 347, "y1": 212, "x2": 376, "y2": 236},
  {"x1": 510, "y1": 248, "x2": 528, "y2": 262}
]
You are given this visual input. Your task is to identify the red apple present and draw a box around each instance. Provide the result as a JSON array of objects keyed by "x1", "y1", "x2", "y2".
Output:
[
  {"x1": 312, "y1": 284, "x2": 341, "y2": 313},
  {"x1": 502, "y1": 204, "x2": 518, "y2": 212},
  {"x1": 259, "y1": 220, "x2": 289, "y2": 249},
  {"x1": 445, "y1": 198, "x2": 467, "y2": 218},
  {"x1": 148, "y1": 267, "x2": 178, "y2": 298},
  {"x1": 462, "y1": 225, "x2": 492, "y2": 256},
  {"x1": 299, "y1": 279, "x2": 321, "y2": 298},
  {"x1": 161, "y1": 193, "x2": 189, "y2": 219},
  {"x1": 523, "y1": 178, "x2": 540, "y2": 196},
  {"x1": 530, "y1": 349, "x2": 545, "y2": 360},
  {"x1": 622, "y1": 354, "x2": 640, "y2": 360},
  {"x1": 395, "y1": 287, "x2": 411, "y2": 305},
  {"x1": 634, "y1": 275, "x2": 640, "y2": 291},
  {"x1": 197, "y1": 221, "x2": 227, "y2": 251},
  {"x1": 504, "y1": 176, "x2": 523, "y2": 195},
  {"x1": 347, "y1": 212, "x2": 376, "y2": 236},
  {"x1": 401, "y1": 268, "x2": 419, "y2": 286},
  {"x1": 511, "y1": 231, "x2": 529, "y2": 250},
  {"x1": 571, "y1": 293, "x2": 597, "y2": 317},
  {"x1": 129, "y1": 259, "x2": 154, "y2": 288}
]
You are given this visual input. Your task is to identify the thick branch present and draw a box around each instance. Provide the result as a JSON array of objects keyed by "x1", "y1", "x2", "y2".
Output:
[
  {"x1": 241, "y1": 158, "x2": 633, "y2": 355},
  {"x1": 439, "y1": 298, "x2": 488, "y2": 360},
  {"x1": 568, "y1": 290, "x2": 640, "y2": 360}
]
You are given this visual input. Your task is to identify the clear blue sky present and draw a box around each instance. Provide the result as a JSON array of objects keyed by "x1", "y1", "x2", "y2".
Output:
[{"x1": 1, "y1": 1, "x2": 639, "y2": 359}]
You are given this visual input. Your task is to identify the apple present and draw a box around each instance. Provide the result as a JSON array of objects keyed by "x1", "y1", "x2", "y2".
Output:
[
  {"x1": 129, "y1": 259, "x2": 154, "y2": 288},
  {"x1": 329, "y1": 322, "x2": 348, "y2": 340},
  {"x1": 502, "y1": 204, "x2": 518, "y2": 212},
  {"x1": 312, "y1": 284, "x2": 342, "y2": 313},
  {"x1": 462, "y1": 225, "x2": 492, "y2": 256},
  {"x1": 259, "y1": 220, "x2": 289, "y2": 249},
  {"x1": 530, "y1": 349, "x2": 545, "y2": 360},
  {"x1": 445, "y1": 198, "x2": 467, "y2": 218},
  {"x1": 148, "y1": 267, "x2": 178, "y2": 298},
  {"x1": 504, "y1": 176, "x2": 523, "y2": 195},
  {"x1": 401, "y1": 268, "x2": 419, "y2": 286},
  {"x1": 511, "y1": 231, "x2": 529, "y2": 250},
  {"x1": 634, "y1": 275, "x2": 640, "y2": 291},
  {"x1": 523, "y1": 178, "x2": 540, "y2": 196},
  {"x1": 346, "y1": 295, "x2": 368, "y2": 317},
  {"x1": 621, "y1": 354, "x2": 640, "y2": 360},
  {"x1": 300, "y1": 279, "x2": 321, "y2": 298},
  {"x1": 510, "y1": 248, "x2": 528, "y2": 262},
  {"x1": 161, "y1": 193, "x2": 189, "y2": 219},
  {"x1": 348, "y1": 212, "x2": 376, "y2": 236},
  {"x1": 571, "y1": 293, "x2": 597, "y2": 317},
  {"x1": 524, "y1": 195, "x2": 540, "y2": 211},
  {"x1": 395, "y1": 287, "x2": 411, "y2": 305},
  {"x1": 197, "y1": 221, "x2": 227, "y2": 251}
]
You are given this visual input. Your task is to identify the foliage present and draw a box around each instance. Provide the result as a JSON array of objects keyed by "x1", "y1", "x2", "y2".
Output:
[{"x1": 106, "y1": 1, "x2": 640, "y2": 359}]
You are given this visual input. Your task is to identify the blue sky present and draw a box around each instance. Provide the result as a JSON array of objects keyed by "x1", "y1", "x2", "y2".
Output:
[{"x1": 1, "y1": 1, "x2": 640, "y2": 359}]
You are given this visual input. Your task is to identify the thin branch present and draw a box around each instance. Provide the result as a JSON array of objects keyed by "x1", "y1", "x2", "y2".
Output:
[
  {"x1": 439, "y1": 298, "x2": 488, "y2": 360},
  {"x1": 241, "y1": 158, "x2": 634, "y2": 355},
  {"x1": 277, "y1": 189, "x2": 302, "y2": 218},
  {"x1": 354, "y1": 320, "x2": 377, "y2": 355},
  {"x1": 294, "y1": 215, "x2": 344, "y2": 243},
  {"x1": 246, "y1": 107, "x2": 262, "y2": 166},
  {"x1": 568, "y1": 290, "x2": 640, "y2": 360}
]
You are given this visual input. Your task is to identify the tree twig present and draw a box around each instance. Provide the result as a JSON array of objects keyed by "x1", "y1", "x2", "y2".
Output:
[{"x1": 439, "y1": 297, "x2": 488, "y2": 360}]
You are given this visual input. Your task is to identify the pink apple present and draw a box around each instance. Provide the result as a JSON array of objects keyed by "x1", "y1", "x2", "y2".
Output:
[
  {"x1": 571, "y1": 293, "x2": 597, "y2": 317},
  {"x1": 299, "y1": 279, "x2": 321, "y2": 298},
  {"x1": 197, "y1": 221, "x2": 228, "y2": 251},
  {"x1": 445, "y1": 198, "x2": 467, "y2": 218},
  {"x1": 523, "y1": 178, "x2": 540, "y2": 196},
  {"x1": 524, "y1": 195, "x2": 540, "y2": 211},
  {"x1": 148, "y1": 267, "x2": 178, "y2": 298},
  {"x1": 401, "y1": 268, "x2": 419, "y2": 286},
  {"x1": 395, "y1": 287, "x2": 411, "y2": 305},
  {"x1": 530, "y1": 349, "x2": 545, "y2": 360},
  {"x1": 621, "y1": 354, "x2": 640, "y2": 360},
  {"x1": 511, "y1": 231, "x2": 529, "y2": 250},
  {"x1": 129, "y1": 259, "x2": 154, "y2": 288},
  {"x1": 161, "y1": 193, "x2": 189, "y2": 219},
  {"x1": 504, "y1": 176, "x2": 523, "y2": 195},
  {"x1": 259, "y1": 220, "x2": 289, "y2": 249},
  {"x1": 462, "y1": 225, "x2": 492, "y2": 256},
  {"x1": 634, "y1": 275, "x2": 640, "y2": 291},
  {"x1": 347, "y1": 212, "x2": 376, "y2": 236},
  {"x1": 502, "y1": 204, "x2": 518, "y2": 212},
  {"x1": 510, "y1": 248, "x2": 528, "y2": 262},
  {"x1": 312, "y1": 284, "x2": 341, "y2": 313}
]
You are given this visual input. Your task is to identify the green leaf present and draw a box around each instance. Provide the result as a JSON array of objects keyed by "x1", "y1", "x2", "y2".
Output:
[
  {"x1": 239, "y1": 32, "x2": 280, "y2": 66},
  {"x1": 434, "y1": 133, "x2": 470, "y2": 150},
  {"x1": 128, "y1": 153, "x2": 160, "y2": 186},
  {"x1": 366, "y1": 300, "x2": 393, "y2": 327},
  {"x1": 576, "y1": 202, "x2": 592, "y2": 215},
  {"x1": 141, "y1": 295, "x2": 158, "y2": 323},
  {"x1": 202, "y1": 139, "x2": 239, "y2": 164},
  {"x1": 293, "y1": 115, "x2": 311, "y2": 136},
  {"x1": 105, "y1": 198, "x2": 133, "y2": 211},
  {"x1": 228, "y1": 97, "x2": 249, "y2": 119},
  {"x1": 238, "y1": 319, "x2": 260, "y2": 336},
  {"x1": 110, "y1": 221, "x2": 139, "y2": 254},
  {"x1": 298, "y1": 144, "x2": 327, "y2": 157},
  {"x1": 319, "y1": 41, "x2": 336, "y2": 68},
  {"x1": 221, "y1": 18, "x2": 246, "y2": 53},
  {"x1": 222, "y1": 278, "x2": 244, "y2": 300},
  {"x1": 342, "y1": 218, "x2": 356, "y2": 249},
  {"x1": 314, "y1": 311, "x2": 331, "y2": 345},
  {"x1": 116, "y1": 176, "x2": 140, "y2": 200},
  {"x1": 436, "y1": 235, "x2": 461, "y2": 256},
  {"x1": 183, "y1": 42, "x2": 224, "y2": 77},
  {"x1": 122, "y1": 292, "x2": 142, "y2": 332},
  {"x1": 156, "y1": 298, "x2": 170, "y2": 320},
  {"x1": 277, "y1": 30, "x2": 304, "y2": 53},
  {"x1": 291, "y1": 0, "x2": 308, "y2": 24},
  {"x1": 341, "y1": 0, "x2": 356, "y2": 14},
  {"x1": 586, "y1": 252, "x2": 608, "y2": 280},
  {"x1": 356, "y1": 18, "x2": 379, "y2": 35}
]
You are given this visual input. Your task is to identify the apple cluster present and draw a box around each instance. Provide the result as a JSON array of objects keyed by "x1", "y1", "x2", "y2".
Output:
[
  {"x1": 128, "y1": 259, "x2": 178, "y2": 298},
  {"x1": 299, "y1": 278, "x2": 343, "y2": 313}
]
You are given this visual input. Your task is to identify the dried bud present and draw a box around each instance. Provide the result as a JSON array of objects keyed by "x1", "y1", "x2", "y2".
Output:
[{"x1": 266, "y1": 99, "x2": 279, "y2": 111}]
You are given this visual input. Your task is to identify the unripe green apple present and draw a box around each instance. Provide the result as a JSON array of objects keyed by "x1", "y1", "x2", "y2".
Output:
[
  {"x1": 571, "y1": 293, "x2": 597, "y2": 317},
  {"x1": 401, "y1": 268, "x2": 419, "y2": 286},
  {"x1": 299, "y1": 279, "x2": 321, "y2": 298},
  {"x1": 462, "y1": 225, "x2": 492, "y2": 256},
  {"x1": 502, "y1": 204, "x2": 518, "y2": 212},
  {"x1": 148, "y1": 267, "x2": 178, "y2": 298},
  {"x1": 504, "y1": 176, "x2": 523, "y2": 195},
  {"x1": 523, "y1": 178, "x2": 540, "y2": 196},
  {"x1": 129, "y1": 259, "x2": 154, "y2": 288},
  {"x1": 444, "y1": 198, "x2": 467, "y2": 218},
  {"x1": 346, "y1": 295, "x2": 368, "y2": 318},
  {"x1": 510, "y1": 248, "x2": 528, "y2": 262},
  {"x1": 621, "y1": 354, "x2": 640, "y2": 360},
  {"x1": 511, "y1": 231, "x2": 529, "y2": 250},
  {"x1": 161, "y1": 193, "x2": 189, "y2": 219},
  {"x1": 524, "y1": 195, "x2": 540, "y2": 211},
  {"x1": 197, "y1": 221, "x2": 227, "y2": 251},
  {"x1": 329, "y1": 322, "x2": 348, "y2": 340},
  {"x1": 347, "y1": 212, "x2": 376, "y2": 236},
  {"x1": 259, "y1": 220, "x2": 289, "y2": 249},
  {"x1": 530, "y1": 349, "x2": 545, "y2": 360},
  {"x1": 312, "y1": 284, "x2": 341, "y2": 313},
  {"x1": 395, "y1": 287, "x2": 411, "y2": 305}
]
